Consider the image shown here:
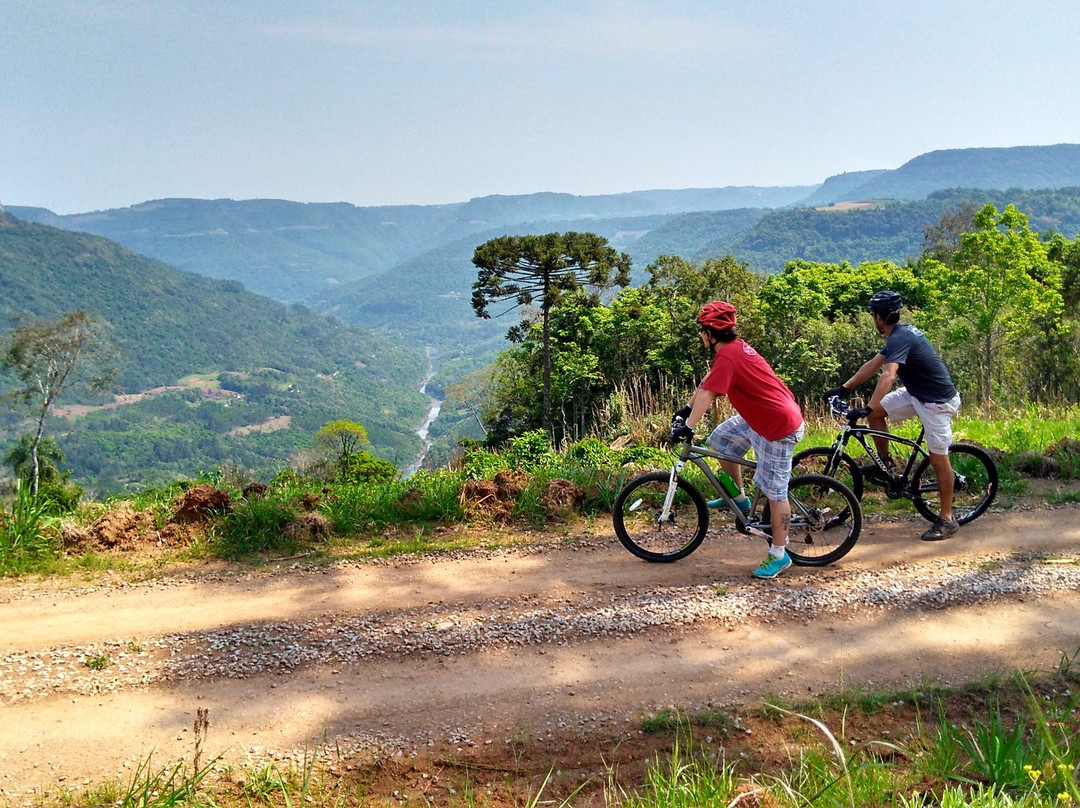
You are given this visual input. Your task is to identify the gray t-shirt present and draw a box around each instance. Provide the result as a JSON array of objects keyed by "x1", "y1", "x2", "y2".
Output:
[{"x1": 880, "y1": 324, "x2": 957, "y2": 403}]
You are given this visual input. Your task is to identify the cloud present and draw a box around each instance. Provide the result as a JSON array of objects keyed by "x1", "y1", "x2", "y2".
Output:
[{"x1": 251, "y1": 3, "x2": 766, "y2": 61}]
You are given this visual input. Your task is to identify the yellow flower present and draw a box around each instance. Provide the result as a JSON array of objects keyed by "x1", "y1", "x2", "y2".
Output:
[
  {"x1": 1027, "y1": 767, "x2": 1042, "y2": 783},
  {"x1": 1057, "y1": 793, "x2": 1073, "y2": 804}
]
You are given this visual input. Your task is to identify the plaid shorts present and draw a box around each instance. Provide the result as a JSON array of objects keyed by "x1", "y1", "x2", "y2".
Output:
[{"x1": 706, "y1": 415, "x2": 805, "y2": 501}]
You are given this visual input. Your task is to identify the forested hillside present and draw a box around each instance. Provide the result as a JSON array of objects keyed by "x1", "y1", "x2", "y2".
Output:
[
  {"x1": 313, "y1": 186, "x2": 1080, "y2": 350},
  {"x1": 7, "y1": 144, "x2": 1080, "y2": 487},
  {"x1": 8, "y1": 185, "x2": 813, "y2": 304},
  {"x1": 631, "y1": 187, "x2": 1080, "y2": 275},
  {"x1": 0, "y1": 213, "x2": 430, "y2": 493}
]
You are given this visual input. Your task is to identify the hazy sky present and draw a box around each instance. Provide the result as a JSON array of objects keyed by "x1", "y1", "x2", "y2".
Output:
[{"x1": 4, "y1": 1, "x2": 1078, "y2": 214}]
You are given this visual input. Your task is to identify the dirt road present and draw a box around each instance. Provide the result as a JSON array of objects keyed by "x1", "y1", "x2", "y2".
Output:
[{"x1": 2, "y1": 505, "x2": 1080, "y2": 800}]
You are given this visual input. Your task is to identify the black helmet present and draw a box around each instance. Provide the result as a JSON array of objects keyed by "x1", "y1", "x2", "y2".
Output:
[{"x1": 868, "y1": 290, "x2": 903, "y2": 315}]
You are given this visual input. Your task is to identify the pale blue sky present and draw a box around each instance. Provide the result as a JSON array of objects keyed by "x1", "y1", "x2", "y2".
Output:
[{"x1": 3, "y1": 1, "x2": 1078, "y2": 214}]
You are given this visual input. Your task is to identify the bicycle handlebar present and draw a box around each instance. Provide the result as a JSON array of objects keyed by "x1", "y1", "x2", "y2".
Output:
[{"x1": 827, "y1": 396, "x2": 871, "y2": 426}]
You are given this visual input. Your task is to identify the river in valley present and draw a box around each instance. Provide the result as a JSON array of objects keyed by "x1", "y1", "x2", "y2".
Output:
[{"x1": 402, "y1": 351, "x2": 444, "y2": 477}]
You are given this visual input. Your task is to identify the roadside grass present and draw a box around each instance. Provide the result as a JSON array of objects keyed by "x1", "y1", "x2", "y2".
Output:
[
  {"x1": 3, "y1": 407, "x2": 1080, "y2": 578},
  {"x1": 20, "y1": 657, "x2": 1080, "y2": 808}
]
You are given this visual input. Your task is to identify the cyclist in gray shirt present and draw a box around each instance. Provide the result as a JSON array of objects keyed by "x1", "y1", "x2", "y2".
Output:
[{"x1": 825, "y1": 291, "x2": 962, "y2": 541}]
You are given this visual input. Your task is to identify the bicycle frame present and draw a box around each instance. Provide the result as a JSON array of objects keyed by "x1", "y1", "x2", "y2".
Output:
[
  {"x1": 663, "y1": 440, "x2": 769, "y2": 538},
  {"x1": 829, "y1": 423, "x2": 929, "y2": 491}
]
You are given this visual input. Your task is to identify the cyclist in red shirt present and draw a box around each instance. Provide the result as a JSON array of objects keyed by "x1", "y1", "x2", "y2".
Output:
[{"x1": 671, "y1": 301, "x2": 805, "y2": 578}]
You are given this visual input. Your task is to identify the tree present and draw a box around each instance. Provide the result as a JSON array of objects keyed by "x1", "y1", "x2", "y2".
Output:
[
  {"x1": 5, "y1": 434, "x2": 65, "y2": 486},
  {"x1": 923, "y1": 202, "x2": 981, "y2": 262},
  {"x1": 314, "y1": 419, "x2": 371, "y2": 481},
  {"x1": 471, "y1": 232, "x2": 631, "y2": 432},
  {"x1": 1, "y1": 310, "x2": 117, "y2": 496},
  {"x1": 918, "y1": 204, "x2": 1064, "y2": 403}
]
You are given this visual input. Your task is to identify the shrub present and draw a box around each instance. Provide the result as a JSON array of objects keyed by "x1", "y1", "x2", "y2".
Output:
[
  {"x1": 344, "y1": 451, "x2": 397, "y2": 484},
  {"x1": 504, "y1": 430, "x2": 556, "y2": 470},
  {"x1": 461, "y1": 446, "x2": 508, "y2": 480},
  {"x1": 38, "y1": 479, "x2": 84, "y2": 515},
  {"x1": 216, "y1": 496, "x2": 298, "y2": 558},
  {"x1": 562, "y1": 437, "x2": 618, "y2": 469}
]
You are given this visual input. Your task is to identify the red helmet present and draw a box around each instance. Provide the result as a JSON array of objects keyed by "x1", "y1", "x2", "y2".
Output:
[{"x1": 697, "y1": 300, "x2": 737, "y2": 331}]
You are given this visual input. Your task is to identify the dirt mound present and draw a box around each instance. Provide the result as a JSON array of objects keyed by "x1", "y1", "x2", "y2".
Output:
[
  {"x1": 459, "y1": 472, "x2": 583, "y2": 523},
  {"x1": 541, "y1": 478, "x2": 584, "y2": 519},
  {"x1": 172, "y1": 484, "x2": 232, "y2": 522},
  {"x1": 284, "y1": 511, "x2": 333, "y2": 542},
  {"x1": 61, "y1": 508, "x2": 196, "y2": 553}
]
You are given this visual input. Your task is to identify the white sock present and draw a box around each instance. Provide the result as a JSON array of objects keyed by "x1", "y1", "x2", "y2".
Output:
[{"x1": 769, "y1": 544, "x2": 786, "y2": 559}]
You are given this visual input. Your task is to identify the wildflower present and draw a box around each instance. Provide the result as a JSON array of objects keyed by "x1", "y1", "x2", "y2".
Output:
[
  {"x1": 1026, "y1": 765, "x2": 1041, "y2": 783},
  {"x1": 1058, "y1": 793, "x2": 1073, "y2": 804}
]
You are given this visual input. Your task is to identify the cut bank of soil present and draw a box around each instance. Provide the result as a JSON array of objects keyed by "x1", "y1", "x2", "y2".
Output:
[{"x1": 2, "y1": 503, "x2": 1080, "y2": 804}]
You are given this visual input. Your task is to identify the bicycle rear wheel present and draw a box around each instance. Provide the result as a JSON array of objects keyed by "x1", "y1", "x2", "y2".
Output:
[
  {"x1": 912, "y1": 443, "x2": 998, "y2": 524},
  {"x1": 612, "y1": 471, "x2": 709, "y2": 562},
  {"x1": 773, "y1": 473, "x2": 862, "y2": 566}
]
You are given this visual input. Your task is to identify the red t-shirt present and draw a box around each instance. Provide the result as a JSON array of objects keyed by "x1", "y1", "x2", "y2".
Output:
[{"x1": 700, "y1": 339, "x2": 803, "y2": 440}]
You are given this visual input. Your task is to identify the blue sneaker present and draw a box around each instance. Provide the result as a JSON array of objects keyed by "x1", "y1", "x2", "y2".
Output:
[
  {"x1": 707, "y1": 496, "x2": 752, "y2": 516},
  {"x1": 752, "y1": 551, "x2": 792, "y2": 579}
]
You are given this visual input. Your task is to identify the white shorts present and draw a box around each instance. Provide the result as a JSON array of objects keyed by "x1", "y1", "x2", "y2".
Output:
[{"x1": 880, "y1": 388, "x2": 961, "y2": 455}]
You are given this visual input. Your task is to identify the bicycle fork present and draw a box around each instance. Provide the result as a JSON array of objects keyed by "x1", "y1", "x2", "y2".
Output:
[{"x1": 658, "y1": 460, "x2": 685, "y2": 522}]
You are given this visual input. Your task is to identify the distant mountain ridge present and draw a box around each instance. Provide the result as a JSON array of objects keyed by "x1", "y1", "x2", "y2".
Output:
[
  {"x1": 8, "y1": 186, "x2": 815, "y2": 303},
  {"x1": 807, "y1": 144, "x2": 1080, "y2": 204},
  {"x1": 8, "y1": 142, "x2": 1080, "y2": 363}
]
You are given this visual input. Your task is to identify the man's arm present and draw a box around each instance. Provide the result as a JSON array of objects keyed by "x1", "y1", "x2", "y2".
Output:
[
  {"x1": 842, "y1": 353, "x2": 886, "y2": 391},
  {"x1": 687, "y1": 387, "x2": 719, "y2": 429},
  {"x1": 868, "y1": 361, "x2": 899, "y2": 411}
]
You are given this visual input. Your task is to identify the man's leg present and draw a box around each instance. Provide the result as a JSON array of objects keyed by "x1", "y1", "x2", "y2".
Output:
[
  {"x1": 720, "y1": 458, "x2": 744, "y2": 492},
  {"x1": 929, "y1": 451, "x2": 955, "y2": 523},
  {"x1": 914, "y1": 394, "x2": 961, "y2": 540},
  {"x1": 750, "y1": 426, "x2": 801, "y2": 579},
  {"x1": 707, "y1": 416, "x2": 752, "y2": 498},
  {"x1": 872, "y1": 389, "x2": 917, "y2": 465},
  {"x1": 868, "y1": 407, "x2": 893, "y2": 462},
  {"x1": 768, "y1": 496, "x2": 790, "y2": 548}
]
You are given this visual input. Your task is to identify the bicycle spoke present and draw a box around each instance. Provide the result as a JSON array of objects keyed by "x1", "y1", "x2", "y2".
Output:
[{"x1": 782, "y1": 474, "x2": 861, "y2": 566}]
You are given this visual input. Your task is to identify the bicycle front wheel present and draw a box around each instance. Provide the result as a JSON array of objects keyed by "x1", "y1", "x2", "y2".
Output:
[
  {"x1": 912, "y1": 443, "x2": 998, "y2": 524},
  {"x1": 612, "y1": 471, "x2": 709, "y2": 562},
  {"x1": 792, "y1": 445, "x2": 865, "y2": 501},
  {"x1": 783, "y1": 473, "x2": 862, "y2": 566}
]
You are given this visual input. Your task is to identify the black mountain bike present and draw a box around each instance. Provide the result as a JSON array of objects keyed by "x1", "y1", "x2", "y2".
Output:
[
  {"x1": 792, "y1": 397, "x2": 998, "y2": 526},
  {"x1": 613, "y1": 435, "x2": 862, "y2": 565}
]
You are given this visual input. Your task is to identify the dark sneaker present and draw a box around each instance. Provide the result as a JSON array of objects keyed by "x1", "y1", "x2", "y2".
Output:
[
  {"x1": 858, "y1": 460, "x2": 894, "y2": 482},
  {"x1": 921, "y1": 518, "x2": 959, "y2": 541},
  {"x1": 752, "y1": 551, "x2": 792, "y2": 579}
]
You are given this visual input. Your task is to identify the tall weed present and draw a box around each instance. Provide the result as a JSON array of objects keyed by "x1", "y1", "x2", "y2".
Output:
[
  {"x1": 0, "y1": 481, "x2": 60, "y2": 574},
  {"x1": 959, "y1": 704, "x2": 1039, "y2": 793}
]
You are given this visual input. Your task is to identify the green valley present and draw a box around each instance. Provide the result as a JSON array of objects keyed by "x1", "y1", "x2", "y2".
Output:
[{"x1": 0, "y1": 213, "x2": 430, "y2": 494}]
